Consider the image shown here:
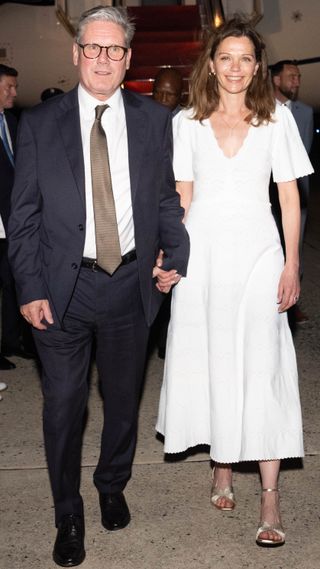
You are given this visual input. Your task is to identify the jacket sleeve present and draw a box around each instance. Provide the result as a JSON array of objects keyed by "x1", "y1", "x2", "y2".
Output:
[
  {"x1": 8, "y1": 111, "x2": 47, "y2": 305},
  {"x1": 158, "y1": 112, "x2": 190, "y2": 276}
]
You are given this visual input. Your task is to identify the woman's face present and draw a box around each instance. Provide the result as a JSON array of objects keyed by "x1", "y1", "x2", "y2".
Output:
[{"x1": 210, "y1": 35, "x2": 259, "y2": 95}]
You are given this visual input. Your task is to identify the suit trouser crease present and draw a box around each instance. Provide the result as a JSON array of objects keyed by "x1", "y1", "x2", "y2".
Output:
[{"x1": 33, "y1": 261, "x2": 149, "y2": 524}]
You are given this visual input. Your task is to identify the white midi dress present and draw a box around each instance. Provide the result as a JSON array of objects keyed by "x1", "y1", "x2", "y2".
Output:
[{"x1": 156, "y1": 105, "x2": 313, "y2": 463}]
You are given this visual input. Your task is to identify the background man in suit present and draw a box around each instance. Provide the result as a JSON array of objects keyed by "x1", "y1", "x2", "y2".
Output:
[
  {"x1": 151, "y1": 67, "x2": 183, "y2": 359},
  {"x1": 152, "y1": 67, "x2": 183, "y2": 117},
  {"x1": 40, "y1": 87, "x2": 64, "y2": 102},
  {"x1": 270, "y1": 60, "x2": 313, "y2": 323},
  {"x1": 0, "y1": 64, "x2": 35, "y2": 373},
  {"x1": 8, "y1": 7, "x2": 189, "y2": 567}
]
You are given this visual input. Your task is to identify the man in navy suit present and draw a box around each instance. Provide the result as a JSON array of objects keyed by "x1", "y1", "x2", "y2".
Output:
[
  {"x1": 8, "y1": 7, "x2": 189, "y2": 567},
  {"x1": 270, "y1": 60, "x2": 313, "y2": 322},
  {"x1": 0, "y1": 64, "x2": 34, "y2": 372}
]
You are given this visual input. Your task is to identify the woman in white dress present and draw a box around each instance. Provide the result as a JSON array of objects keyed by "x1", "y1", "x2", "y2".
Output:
[{"x1": 156, "y1": 18, "x2": 313, "y2": 546}]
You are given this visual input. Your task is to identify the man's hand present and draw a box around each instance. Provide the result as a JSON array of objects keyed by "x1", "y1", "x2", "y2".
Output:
[
  {"x1": 20, "y1": 299, "x2": 54, "y2": 330},
  {"x1": 153, "y1": 249, "x2": 181, "y2": 293}
]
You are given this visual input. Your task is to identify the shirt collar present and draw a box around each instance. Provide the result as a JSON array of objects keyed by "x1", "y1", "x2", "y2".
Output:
[
  {"x1": 276, "y1": 97, "x2": 292, "y2": 110},
  {"x1": 78, "y1": 84, "x2": 123, "y2": 118}
]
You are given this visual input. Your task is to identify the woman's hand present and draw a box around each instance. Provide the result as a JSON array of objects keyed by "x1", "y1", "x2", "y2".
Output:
[
  {"x1": 153, "y1": 266, "x2": 181, "y2": 293},
  {"x1": 277, "y1": 264, "x2": 300, "y2": 312},
  {"x1": 152, "y1": 249, "x2": 181, "y2": 293}
]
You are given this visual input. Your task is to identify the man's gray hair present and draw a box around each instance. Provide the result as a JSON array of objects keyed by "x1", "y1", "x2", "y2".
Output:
[{"x1": 76, "y1": 5, "x2": 135, "y2": 47}]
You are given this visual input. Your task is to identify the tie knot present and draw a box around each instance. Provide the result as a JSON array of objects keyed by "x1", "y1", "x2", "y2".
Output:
[
  {"x1": 95, "y1": 104, "x2": 109, "y2": 121},
  {"x1": 0, "y1": 112, "x2": 4, "y2": 123}
]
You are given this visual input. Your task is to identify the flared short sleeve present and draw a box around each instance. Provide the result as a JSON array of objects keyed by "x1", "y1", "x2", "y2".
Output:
[
  {"x1": 173, "y1": 109, "x2": 194, "y2": 181},
  {"x1": 271, "y1": 105, "x2": 314, "y2": 183}
]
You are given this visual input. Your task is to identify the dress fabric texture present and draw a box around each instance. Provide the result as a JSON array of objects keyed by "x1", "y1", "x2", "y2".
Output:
[{"x1": 156, "y1": 105, "x2": 313, "y2": 463}]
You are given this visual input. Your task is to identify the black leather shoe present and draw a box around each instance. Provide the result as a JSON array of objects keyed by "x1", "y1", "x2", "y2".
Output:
[
  {"x1": 0, "y1": 354, "x2": 16, "y2": 370},
  {"x1": 99, "y1": 492, "x2": 131, "y2": 531},
  {"x1": 53, "y1": 514, "x2": 85, "y2": 567}
]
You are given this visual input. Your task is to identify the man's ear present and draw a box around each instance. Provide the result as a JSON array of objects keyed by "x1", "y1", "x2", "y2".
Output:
[
  {"x1": 125, "y1": 48, "x2": 132, "y2": 71},
  {"x1": 273, "y1": 75, "x2": 281, "y2": 88},
  {"x1": 73, "y1": 42, "x2": 79, "y2": 67}
]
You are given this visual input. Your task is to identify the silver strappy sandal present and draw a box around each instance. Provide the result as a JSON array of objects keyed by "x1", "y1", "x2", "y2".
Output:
[{"x1": 256, "y1": 488, "x2": 285, "y2": 546}]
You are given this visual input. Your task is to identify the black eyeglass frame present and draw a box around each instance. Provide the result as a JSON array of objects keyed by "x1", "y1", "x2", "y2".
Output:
[{"x1": 77, "y1": 43, "x2": 129, "y2": 61}]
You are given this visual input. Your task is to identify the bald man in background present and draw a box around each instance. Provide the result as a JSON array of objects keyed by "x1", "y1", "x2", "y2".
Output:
[
  {"x1": 152, "y1": 67, "x2": 183, "y2": 117},
  {"x1": 152, "y1": 67, "x2": 184, "y2": 358}
]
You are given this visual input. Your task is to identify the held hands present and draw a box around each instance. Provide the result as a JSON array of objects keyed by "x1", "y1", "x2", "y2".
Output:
[
  {"x1": 152, "y1": 249, "x2": 181, "y2": 293},
  {"x1": 20, "y1": 299, "x2": 54, "y2": 330},
  {"x1": 277, "y1": 264, "x2": 300, "y2": 313}
]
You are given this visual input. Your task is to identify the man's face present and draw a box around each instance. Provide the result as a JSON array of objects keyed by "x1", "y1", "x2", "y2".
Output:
[
  {"x1": 275, "y1": 64, "x2": 301, "y2": 101},
  {"x1": 153, "y1": 74, "x2": 182, "y2": 111},
  {"x1": 73, "y1": 20, "x2": 131, "y2": 101},
  {"x1": 0, "y1": 75, "x2": 17, "y2": 111}
]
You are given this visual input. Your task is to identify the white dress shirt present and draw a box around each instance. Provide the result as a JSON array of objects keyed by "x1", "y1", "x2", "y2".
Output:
[
  {"x1": 78, "y1": 85, "x2": 135, "y2": 258},
  {"x1": 276, "y1": 98, "x2": 292, "y2": 111}
]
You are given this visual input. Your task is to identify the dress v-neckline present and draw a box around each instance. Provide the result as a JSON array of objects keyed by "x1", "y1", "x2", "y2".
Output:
[{"x1": 207, "y1": 119, "x2": 252, "y2": 160}]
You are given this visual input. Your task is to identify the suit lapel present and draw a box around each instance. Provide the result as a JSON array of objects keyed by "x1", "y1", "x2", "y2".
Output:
[
  {"x1": 5, "y1": 111, "x2": 17, "y2": 155},
  {"x1": 56, "y1": 87, "x2": 86, "y2": 206},
  {"x1": 122, "y1": 89, "x2": 147, "y2": 204},
  {"x1": 55, "y1": 88, "x2": 146, "y2": 208}
]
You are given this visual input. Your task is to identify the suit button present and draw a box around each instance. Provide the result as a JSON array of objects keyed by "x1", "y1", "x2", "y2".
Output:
[
  {"x1": 78, "y1": 224, "x2": 84, "y2": 231},
  {"x1": 71, "y1": 263, "x2": 78, "y2": 269}
]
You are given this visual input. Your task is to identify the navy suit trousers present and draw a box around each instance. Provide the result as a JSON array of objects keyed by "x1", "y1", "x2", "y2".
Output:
[{"x1": 33, "y1": 260, "x2": 149, "y2": 525}]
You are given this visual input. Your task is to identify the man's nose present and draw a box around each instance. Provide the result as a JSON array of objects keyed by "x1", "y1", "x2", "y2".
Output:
[
  {"x1": 97, "y1": 47, "x2": 109, "y2": 62},
  {"x1": 160, "y1": 92, "x2": 169, "y2": 103}
]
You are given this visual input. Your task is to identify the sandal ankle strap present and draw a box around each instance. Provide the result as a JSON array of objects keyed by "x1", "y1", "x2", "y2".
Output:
[{"x1": 262, "y1": 488, "x2": 279, "y2": 493}]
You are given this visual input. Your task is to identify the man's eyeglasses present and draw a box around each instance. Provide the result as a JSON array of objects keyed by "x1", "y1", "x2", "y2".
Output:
[{"x1": 77, "y1": 43, "x2": 128, "y2": 61}]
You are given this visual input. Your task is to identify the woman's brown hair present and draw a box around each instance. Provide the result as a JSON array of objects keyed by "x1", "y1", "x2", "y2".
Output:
[{"x1": 188, "y1": 17, "x2": 275, "y2": 125}]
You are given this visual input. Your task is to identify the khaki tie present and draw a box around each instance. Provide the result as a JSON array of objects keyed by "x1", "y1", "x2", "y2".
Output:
[{"x1": 91, "y1": 104, "x2": 122, "y2": 274}]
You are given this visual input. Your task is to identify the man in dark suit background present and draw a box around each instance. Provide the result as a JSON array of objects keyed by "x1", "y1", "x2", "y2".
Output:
[
  {"x1": 270, "y1": 60, "x2": 313, "y2": 323},
  {"x1": 151, "y1": 67, "x2": 184, "y2": 360},
  {"x1": 8, "y1": 6, "x2": 189, "y2": 567},
  {"x1": 152, "y1": 67, "x2": 183, "y2": 117},
  {"x1": 0, "y1": 64, "x2": 35, "y2": 372}
]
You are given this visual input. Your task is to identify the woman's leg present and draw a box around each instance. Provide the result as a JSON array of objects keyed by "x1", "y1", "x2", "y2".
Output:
[
  {"x1": 258, "y1": 459, "x2": 284, "y2": 542},
  {"x1": 211, "y1": 462, "x2": 235, "y2": 510}
]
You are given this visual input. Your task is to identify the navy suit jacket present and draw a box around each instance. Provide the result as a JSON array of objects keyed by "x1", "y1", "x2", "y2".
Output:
[
  {"x1": 8, "y1": 87, "x2": 189, "y2": 326},
  {"x1": 0, "y1": 110, "x2": 17, "y2": 231}
]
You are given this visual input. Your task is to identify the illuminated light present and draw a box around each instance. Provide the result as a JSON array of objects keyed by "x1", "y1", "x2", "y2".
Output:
[
  {"x1": 212, "y1": 0, "x2": 225, "y2": 30},
  {"x1": 214, "y1": 15, "x2": 223, "y2": 28}
]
